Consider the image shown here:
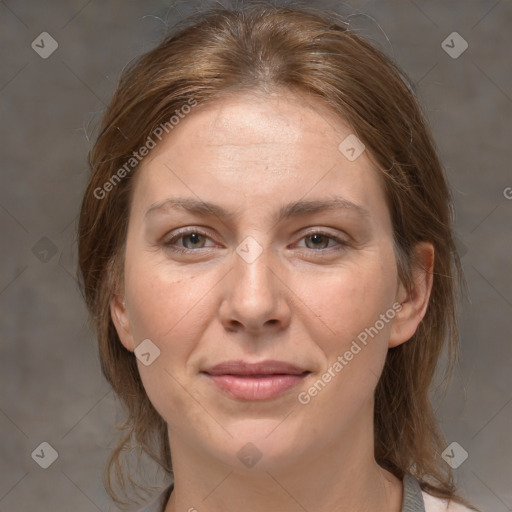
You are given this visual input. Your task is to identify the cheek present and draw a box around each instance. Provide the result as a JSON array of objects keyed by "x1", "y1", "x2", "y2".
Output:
[
  {"x1": 122, "y1": 257, "x2": 212, "y2": 420},
  {"x1": 124, "y1": 251, "x2": 209, "y2": 343},
  {"x1": 296, "y1": 265, "x2": 396, "y2": 421},
  {"x1": 299, "y1": 250, "x2": 397, "y2": 349}
]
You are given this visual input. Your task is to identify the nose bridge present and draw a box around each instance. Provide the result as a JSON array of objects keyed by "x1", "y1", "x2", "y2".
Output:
[
  {"x1": 234, "y1": 234, "x2": 277, "y2": 305},
  {"x1": 222, "y1": 234, "x2": 288, "y2": 331}
]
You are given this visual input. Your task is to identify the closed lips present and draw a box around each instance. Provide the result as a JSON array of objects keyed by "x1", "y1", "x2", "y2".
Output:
[
  {"x1": 201, "y1": 360, "x2": 311, "y2": 376},
  {"x1": 202, "y1": 360, "x2": 311, "y2": 400}
]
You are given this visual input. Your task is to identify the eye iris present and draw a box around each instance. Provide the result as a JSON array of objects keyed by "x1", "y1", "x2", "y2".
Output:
[
  {"x1": 183, "y1": 232, "x2": 205, "y2": 249},
  {"x1": 178, "y1": 233, "x2": 334, "y2": 250},
  {"x1": 306, "y1": 234, "x2": 329, "y2": 249}
]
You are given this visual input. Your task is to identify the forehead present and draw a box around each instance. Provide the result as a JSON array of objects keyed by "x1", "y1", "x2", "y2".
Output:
[
  {"x1": 130, "y1": 91, "x2": 389, "y2": 226},
  {"x1": 155, "y1": 91, "x2": 352, "y2": 161}
]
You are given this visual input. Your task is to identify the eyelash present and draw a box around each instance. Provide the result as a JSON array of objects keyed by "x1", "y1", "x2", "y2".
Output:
[{"x1": 162, "y1": 229, "x2": 348, "y2": 256}]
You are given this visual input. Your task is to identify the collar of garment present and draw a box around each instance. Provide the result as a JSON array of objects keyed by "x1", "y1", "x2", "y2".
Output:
[{"x1": 138, "y1": 473, "x2": 426, "y2": 512}]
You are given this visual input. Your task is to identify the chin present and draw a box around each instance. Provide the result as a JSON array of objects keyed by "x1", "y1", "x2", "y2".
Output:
[{"x1": 200, "y1": 419, "x2": 310, "y2": 473}]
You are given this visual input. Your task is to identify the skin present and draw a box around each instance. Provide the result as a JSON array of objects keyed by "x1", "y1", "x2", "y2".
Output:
[{"x1": 111, "y1": 90, "x2": 434, "y2": 512}]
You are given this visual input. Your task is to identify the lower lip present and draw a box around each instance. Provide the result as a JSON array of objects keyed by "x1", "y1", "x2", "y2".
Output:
[{"x1": 205, "y1": 373, "x2": 308, "y2": 400}]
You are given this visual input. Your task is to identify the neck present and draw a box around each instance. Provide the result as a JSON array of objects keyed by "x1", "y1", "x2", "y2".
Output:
[{"x1": 163, "y1": 413, "x2": 402, "y2": 512}]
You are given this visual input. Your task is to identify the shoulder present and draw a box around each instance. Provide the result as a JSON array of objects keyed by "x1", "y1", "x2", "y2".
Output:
[{"x1": 421, "y1": 491, "x2": 476, "y2": 512}]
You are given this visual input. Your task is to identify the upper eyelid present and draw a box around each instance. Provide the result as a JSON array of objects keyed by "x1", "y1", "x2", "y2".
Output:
[
  {"x1": 164, "y1": 227, "x2": 215, "y2": 242},
  {"x1": 164, "y1": 227, "x2": 348, "y2": 248}
]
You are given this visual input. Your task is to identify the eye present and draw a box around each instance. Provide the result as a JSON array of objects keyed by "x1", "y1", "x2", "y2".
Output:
[
  {"x1": 162, "y1": 228, "x2": 348, "y2": 256},
  {"x1": 163, "y1": 229, "x2": 215, "y2": 253},
  {"x1": 296, "y1": 231, "x2": 348, "y2": 252}
]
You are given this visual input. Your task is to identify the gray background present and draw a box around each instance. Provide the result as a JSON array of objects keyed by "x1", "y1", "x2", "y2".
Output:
[{"x1": 0, "y1": 0, "x2": 511, "y2": 511}]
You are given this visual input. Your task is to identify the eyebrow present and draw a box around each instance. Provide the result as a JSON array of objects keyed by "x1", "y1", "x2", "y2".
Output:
[{"x1": 144, "y1": 196, "x2": 370, "y2": 224}]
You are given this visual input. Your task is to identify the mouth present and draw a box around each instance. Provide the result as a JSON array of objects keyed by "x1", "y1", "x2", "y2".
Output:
[{"x1": 201, "y1": 360, "x2": 311, "y2": 401}]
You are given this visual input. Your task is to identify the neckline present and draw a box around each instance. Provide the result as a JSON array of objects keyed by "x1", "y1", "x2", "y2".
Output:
[{"x1": 149, "y1": 473, "x2": 425, "y2": 512}]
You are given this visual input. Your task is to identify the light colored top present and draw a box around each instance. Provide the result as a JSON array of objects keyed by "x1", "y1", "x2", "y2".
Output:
[
  {"x1": 137, "y1": 474, "x2": 476, "y2": 512},
  {"x1": 422, "y1": 490, "x2": 476, "y2": 511}
]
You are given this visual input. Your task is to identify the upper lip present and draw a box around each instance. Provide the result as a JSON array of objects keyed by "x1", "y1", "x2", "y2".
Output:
[{"x1": 202, "y1": 360, "x2": 310, "y2": 376}]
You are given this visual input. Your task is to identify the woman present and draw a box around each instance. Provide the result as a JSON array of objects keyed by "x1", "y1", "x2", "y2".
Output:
[{"x1": 78, "y1": 3, "x2": 478, "y2": 511}]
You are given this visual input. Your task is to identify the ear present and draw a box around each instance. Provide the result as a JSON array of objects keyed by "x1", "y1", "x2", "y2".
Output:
[
  {"x1": 388, "y1": 241, "x2": 434, "y2": 349},
  {"x1": 110, "y1": 294, "x2": 135, "y2": 352}
]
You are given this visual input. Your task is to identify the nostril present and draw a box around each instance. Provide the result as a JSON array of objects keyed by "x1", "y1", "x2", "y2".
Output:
[{"x1": 226, "y1": 320, "x2": 243, "y2": 332}]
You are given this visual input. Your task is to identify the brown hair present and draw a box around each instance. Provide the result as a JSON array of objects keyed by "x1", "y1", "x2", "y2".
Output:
[{"x1": 78, "y1": 1, "x2": 474, "y2": 508}]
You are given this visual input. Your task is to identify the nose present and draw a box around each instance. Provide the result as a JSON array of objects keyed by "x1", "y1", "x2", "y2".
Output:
[{"x1": 219, "y1": 240, "x2": 292, "y2": 335}]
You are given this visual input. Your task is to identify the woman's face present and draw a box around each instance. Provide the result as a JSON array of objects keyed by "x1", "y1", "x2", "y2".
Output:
[{"x1": 111, "y1": 91, "x2": 426, "y2": 472}]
